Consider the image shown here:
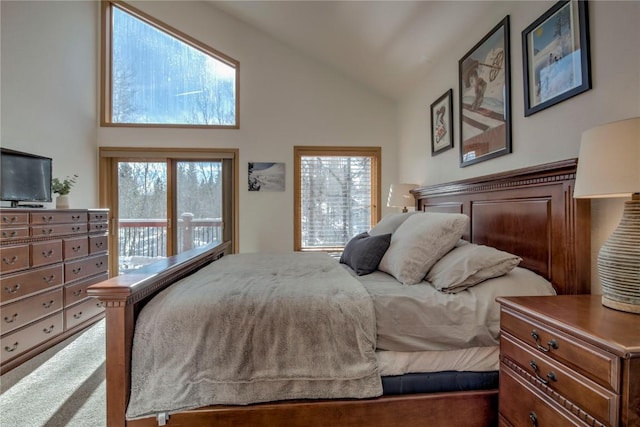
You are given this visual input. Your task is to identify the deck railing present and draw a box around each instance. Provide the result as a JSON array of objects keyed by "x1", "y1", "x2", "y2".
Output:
[{"x1": 118, "y1": 214, "x2": 222, "y2": 273}]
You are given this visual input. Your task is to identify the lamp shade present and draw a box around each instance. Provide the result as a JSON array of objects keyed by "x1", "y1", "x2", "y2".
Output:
[
  {"x1": 387, "y1": 183, "x2": 418, "y2": 209},
  {"x1": 574, "y1": 117, "x2": 640, "y2": 198}
]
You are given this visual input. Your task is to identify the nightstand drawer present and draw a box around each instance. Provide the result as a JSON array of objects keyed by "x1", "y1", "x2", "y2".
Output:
[
  {"x1": 500, "y1": 308, "x2": 619, "y2": 392},
  {"x1": 501, "y1": 333, "x2": 618, "y2": 426},
  {"x1": 499, "y1": 362, "x2": 593, "y2": 427}
]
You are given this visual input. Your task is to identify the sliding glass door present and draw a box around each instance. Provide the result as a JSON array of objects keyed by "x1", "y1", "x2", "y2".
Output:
[{"x1": 100, "y1": 148, "x2": 238, "y2": 276}]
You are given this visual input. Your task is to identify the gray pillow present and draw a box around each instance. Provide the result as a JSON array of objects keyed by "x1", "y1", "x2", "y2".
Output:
[{"x1": 340, "y1": 232, "x2": 392, "y2": 275}]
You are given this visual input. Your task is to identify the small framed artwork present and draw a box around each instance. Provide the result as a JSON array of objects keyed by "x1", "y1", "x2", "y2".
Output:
[
  {"x1": 430, "y1": 89, "x2": 454, "y2": 156},
  {"x1": 522, "y1": 0, "x2": 591, "y2": 116},
  {"x1": 458, "y1": 16, "x2": 511, "y2": 167},
  {"x1": 248, "y1": 162, "x2": 285, "y2": 191}
]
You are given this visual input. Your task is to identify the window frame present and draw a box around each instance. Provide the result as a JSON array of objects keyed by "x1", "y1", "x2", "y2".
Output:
[
  {"x1": 293, "y1": 146, "x2": 381, "y2": 252},
  {"x1": 100, "y1": 0, "x2": 240, "y2": 129}
]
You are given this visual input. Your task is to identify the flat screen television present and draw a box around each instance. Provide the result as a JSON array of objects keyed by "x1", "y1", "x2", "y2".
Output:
[{"x1": 0, "y1": 148, "x2": 52, "y2": 208}]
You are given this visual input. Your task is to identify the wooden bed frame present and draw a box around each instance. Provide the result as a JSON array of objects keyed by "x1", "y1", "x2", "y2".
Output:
[{"x1": 88, "y1": 159, "x2": 590, "y2": 427}]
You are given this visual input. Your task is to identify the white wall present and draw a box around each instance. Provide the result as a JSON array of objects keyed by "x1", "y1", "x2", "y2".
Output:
[
  {"x1": 397, "y1": 1, "x2": 640, "y2": 293},
  {"x1": 1, "y1": 0, "x2": 397, "y2": 253}
]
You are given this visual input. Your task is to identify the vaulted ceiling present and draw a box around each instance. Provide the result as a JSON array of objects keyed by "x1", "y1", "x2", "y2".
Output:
[{"x1": 207, "y1": 1, "x2": 498, "y2": 100}]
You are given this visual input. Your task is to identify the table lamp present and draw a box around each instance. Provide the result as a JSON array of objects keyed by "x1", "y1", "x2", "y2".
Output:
[
  {"x1": 574, "y1": 117, "x2": 640, "y2": 314},
  {"x1": 387, "y1": 183, "x2": 418, "y2": 213}
]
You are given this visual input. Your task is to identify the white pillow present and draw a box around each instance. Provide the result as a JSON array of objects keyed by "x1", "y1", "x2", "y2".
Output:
[
  {"x1": 427, "y1": 242, "x2": 522, "y2": 293},
  {"x1": 369, "y1": 212, "x2": 417, "y2": 236},
  {"x1": 378, "y1": 212, "x2": 469, "y2": 285}
]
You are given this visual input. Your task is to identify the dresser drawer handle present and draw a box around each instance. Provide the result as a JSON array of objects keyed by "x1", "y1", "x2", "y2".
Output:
[
  {"x1": 43, "y1": 274, "x2": 56, "y2": 284},
  {"x1": 528, "y1": 411, "x2": 537, "y2": 426},
  {"x1": 73, "y1": 311, "x2": 83, "y2": 319},
  {"x1": 2, "y1": 230, "x2": 17, "y2": 238},
  {"x1": 42, "y1": 300, "x2": 55, "y2": 309},
  {"x1": 72, "y1": 215, "x2": 81, "y2": 221},
  {"x1": 531, "y1": 330, "x2": 558, "y2": 352},
  {"x1": 4, "y1": 284, "x2": 21, "y2": 294},
  {"x1": 72, "y1": 226, "x2": 81, "y2": 232},
  {"x1": 72, "y1": 267, "x2": 82, "y2": 275},
  {"x1": 4, "y1": 342, "x2": 19, "y2": 353},
  {"x1": 73, "y1": 289, "x2": 83, "y2": 297},
  {"x1": 2, "y1": 256, "x2": 18, "y2": 265},
  {"x1": 529, "y1": 360, "x2": 558, "y2": 385},
  {"x1": 41, "y1": 228, "x2": 54, "y2": 235},
  {"x1": 72, "y1": 245, "x2": 82, "y2": 252},
  {"x1": 3, "y1": 313, "x2": 18, "y2": 323},
  {"x1": 96, "y1": 261, "x2": 104, "y2": 268},
  {"x1": 41, "y1": 215, "x2": 54, "y2": 223},
  {"x1": 2, "y1": 215, "x2": 18, "y2": 223},
  {"x1": 42, "y1": 250, "x2": 55, "y2": 258},
  {"x1": 43, "y1": 325, "x2": 55, "y2": 334},
  {"x1": 95, "y1": 242, "x2": 104, "y2": 249}
]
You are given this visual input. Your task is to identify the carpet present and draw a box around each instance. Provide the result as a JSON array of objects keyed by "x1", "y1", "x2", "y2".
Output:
[{"x1": 0, "y1": 320, "x2": 106, "y2": 427}]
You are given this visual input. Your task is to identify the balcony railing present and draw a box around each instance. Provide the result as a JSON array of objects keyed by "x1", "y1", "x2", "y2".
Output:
[{"x1": 118, "y1": 213, "x2": 222, "y2": 273}]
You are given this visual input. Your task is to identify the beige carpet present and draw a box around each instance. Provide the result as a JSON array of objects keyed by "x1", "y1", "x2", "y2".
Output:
[{"x1": 0, "y1": 320, "x2": 106, "y2": 427}]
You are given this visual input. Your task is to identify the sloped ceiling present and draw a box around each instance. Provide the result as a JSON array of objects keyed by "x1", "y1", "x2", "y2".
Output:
[{"x1": 206, "y1": 1, "x2": 497, "y2": 100}]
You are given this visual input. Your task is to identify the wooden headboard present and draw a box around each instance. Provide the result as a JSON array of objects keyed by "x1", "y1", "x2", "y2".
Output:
[{"x1": 412, "y1": 159, "x2": 590, "y2": 295}]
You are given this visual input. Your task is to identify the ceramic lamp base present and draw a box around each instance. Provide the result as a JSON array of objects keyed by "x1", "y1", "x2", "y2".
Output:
[{"x1": 597, "y1": 195, "x2": 640, "y2": 314}]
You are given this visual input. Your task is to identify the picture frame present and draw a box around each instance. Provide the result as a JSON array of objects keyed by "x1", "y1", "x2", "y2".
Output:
[
  {"x1": 248, "y1": 162, "x2": 285, "y2": 191},
  {"x1": 522, "y1": 0, "x2": 591, "y2": 117},
  {"x1": 430, "y1": 89, "x2": 454, "y2": 156},
  {"x1": 458, "y1": 16, "x2": 511, "y2": 168}
]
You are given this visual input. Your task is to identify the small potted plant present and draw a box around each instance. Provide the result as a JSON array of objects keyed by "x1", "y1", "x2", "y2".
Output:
[{"x1": 52, "y1": 174, "x2": 78, "y2": 209}]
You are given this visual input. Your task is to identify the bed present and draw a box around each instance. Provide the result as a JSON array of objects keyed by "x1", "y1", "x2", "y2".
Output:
[{"x1": 88, "y1": 159, "x2": 590, "y2": 427}]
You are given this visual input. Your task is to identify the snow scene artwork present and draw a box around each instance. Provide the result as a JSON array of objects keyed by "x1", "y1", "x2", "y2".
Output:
[{"x1": 248, "y1": 162, "x2": 285, "y2": 192}]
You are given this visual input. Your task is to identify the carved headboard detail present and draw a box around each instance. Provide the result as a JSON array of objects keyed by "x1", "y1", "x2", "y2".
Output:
[{"x1": 412, "y1": 159, "x2": 590, "y2": 295}]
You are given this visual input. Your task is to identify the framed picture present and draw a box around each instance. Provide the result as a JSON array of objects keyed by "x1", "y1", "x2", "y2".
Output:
[
  {"x1": 430, "y1": 89, "x2": 454, "y2": 156},
  {"x1": 248, "y1": 162, "x2": 285, "y2": 191},
  {"x1": 522, "y1": 0, "x2": 591, "y2": 116},
  {"x1": 458, "y1": 16, "x2": 511, "y2": 168}
]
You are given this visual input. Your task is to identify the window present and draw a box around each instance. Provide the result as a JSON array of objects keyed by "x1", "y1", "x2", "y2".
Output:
[
  {"x1": 101, "y1": 1, "x2": 239, "y2": 128},
  {"x1": 99, "y1": 148, "x2": 238, "y2": 275},
  {"x1": 294, "y1": 147, "x2": 381, "y2": 251}
]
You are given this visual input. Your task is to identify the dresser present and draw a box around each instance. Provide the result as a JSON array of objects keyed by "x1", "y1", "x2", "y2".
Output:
[
  {"x1": 497, "y1": 295, "x2": 640, "y2": 427},
  {"x1": 0, "y1": 208, "x2": 109, "y2": 374}
]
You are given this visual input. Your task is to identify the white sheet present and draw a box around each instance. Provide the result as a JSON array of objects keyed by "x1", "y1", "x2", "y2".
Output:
[
  {"x1": 349, "y1": 266, "x2": 556, "y2": 352},
  {"x1": 376, "y1": 346, "x2": 499, "y2": 376}
]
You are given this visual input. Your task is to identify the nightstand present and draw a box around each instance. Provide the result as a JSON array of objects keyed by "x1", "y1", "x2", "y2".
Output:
[{"x1": 497, "y1": 295, "x2": 640, "y2": 427}]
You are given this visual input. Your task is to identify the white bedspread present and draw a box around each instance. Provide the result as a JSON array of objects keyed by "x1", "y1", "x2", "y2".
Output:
[{"x1": 126, "y1": 253, "x2": 381, "y2": 420}]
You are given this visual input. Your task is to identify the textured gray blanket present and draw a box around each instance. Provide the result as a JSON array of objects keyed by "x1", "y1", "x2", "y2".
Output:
[{"x1": 126, "y1": 253, "x2": 381, "y2": 420}]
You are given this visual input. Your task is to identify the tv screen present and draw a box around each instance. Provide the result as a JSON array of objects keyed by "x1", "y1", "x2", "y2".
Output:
[{"x1": 1, "y1": 148, "x2": 52, "y2": 207}]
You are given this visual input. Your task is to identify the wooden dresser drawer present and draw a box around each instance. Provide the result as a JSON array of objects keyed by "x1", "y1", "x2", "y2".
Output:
[
  {"x1": 0, "y1": 245, "x2": 29, "y2": 274},
  {"x1": 65, "y1": 297, "x2": 104, "y2": 329},
  {"x1": 63, "y1": 236, "x2": 89, "y2": 260},
  {"x1": 499, "y1": 362, "x2": 594, "y2": 427},
  {"x1": 1, "y1": 212, "x2": 29, "y2": 226},
  {"x1": 31, "y1": 223, "x2": 88, "y2": 238},
  {"x1": 501, "y1": 333, "x2": 618, "y2": 426},
  {"x1": 0, "y1": 264, "x2": 63, "y2": 304},
  {"x1": 1, "y1": 287, "x2": 63, "y2": 335},
  {"x1": 64, "y1": 273, "x2": 108, "y2": 307},
  {"x1": 89, "y1": 234, "x2": 108, "y2": 254},
  {"x1": 500, "y1": 308, "x2": 619, "y2": 391},
  {"x1": 65, "y1": 254, "x2": 108, "y2": 283},
  {"x1": 1, "y1": 312, "x2": 63, "y2": 364},
  {"x1": 30, "y1": 211, "x2": 87, "y2": 225},
  {"x1": 31, "y1": 239, "x2": 63, "y2": 267},
  {"x1": 1, "y1": 226, "x2": 29, "y2": 241},
  {"x1": 89, "y1": 222, "x2": 108, "y2": 233},
  {"x1": 88, "y1": 211, "x2": 108, "y2": 222}
]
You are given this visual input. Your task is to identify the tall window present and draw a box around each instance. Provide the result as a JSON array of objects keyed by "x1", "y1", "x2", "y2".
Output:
[
  {"x1": 294, "y1": 147, "x2": 381, "y2": 251},
  {"x1": 101, "y1": 1, "x2": 239, "y2": 128},
  {"x1": 99, "y1": 148, "x2": 238, "y2": 275}
]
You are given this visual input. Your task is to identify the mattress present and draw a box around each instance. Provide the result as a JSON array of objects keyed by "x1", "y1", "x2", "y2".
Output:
[{"x1": 348, "y1": 266, "x2": 556, "y2": 352}]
